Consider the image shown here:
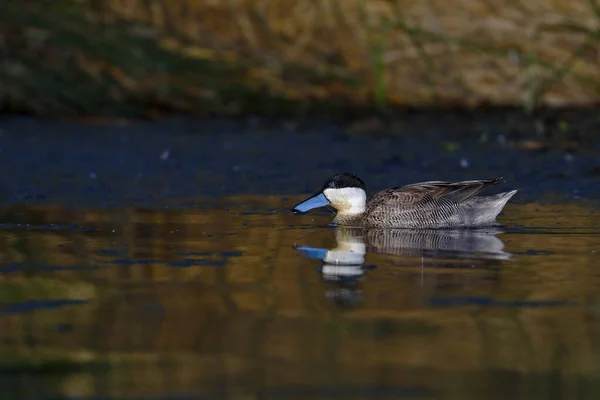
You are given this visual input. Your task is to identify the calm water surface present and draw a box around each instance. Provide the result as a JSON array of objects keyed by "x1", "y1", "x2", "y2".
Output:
[{"x1": 1, "y1": 197, "x2": 600, "y2": 399}]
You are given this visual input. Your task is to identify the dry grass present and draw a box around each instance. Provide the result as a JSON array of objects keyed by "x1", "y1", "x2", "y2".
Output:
[
  {"x1": 1, "y1": 0, "x2": 600, "y2": 116},
  {"x1": 97, "y1": 0, "x2": 600, "y2": 108}
]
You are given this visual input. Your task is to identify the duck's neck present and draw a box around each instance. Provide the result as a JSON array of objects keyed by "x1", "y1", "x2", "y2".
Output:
[{"x1": 333, "y1": 210, "x2": 365, "y2": 226}]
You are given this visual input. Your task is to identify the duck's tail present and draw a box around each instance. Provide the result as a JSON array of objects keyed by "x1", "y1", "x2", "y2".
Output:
[
  {"x1": 488, "y1": 189, "x2": 518, "y2": 216},
  {"x1": 462, "y1": 189, "x2": 518, "y2": 226},
  {"x1": 502, "y1": 189, "x2": 518, "y2": 200}
]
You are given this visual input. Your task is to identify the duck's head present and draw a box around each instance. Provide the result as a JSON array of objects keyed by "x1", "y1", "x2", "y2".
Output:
[{"x1": 292, "y1": 173, "x2": 367, "y2": 216}]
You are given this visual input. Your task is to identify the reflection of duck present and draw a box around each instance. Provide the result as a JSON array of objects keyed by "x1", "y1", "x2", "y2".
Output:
[
  {"x1": 292, "y1": 173, "x2": 517, "y2": 228},
  {"x1": 359, "y1": 227, "x2": 510, "y2": 260},
  {"x1": 295, "y1": 226, "x2": 510, "y2": 280},
  {"x1": 295, "y1": 227, "x2": 367, "y2": 283},
  {"x1": 295, "y1": 227, "x2": 510, "y2": 309}
]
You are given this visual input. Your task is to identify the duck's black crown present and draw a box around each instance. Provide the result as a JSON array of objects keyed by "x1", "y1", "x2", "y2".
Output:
[{"x1": 322, "y1": 173, "x2": 366, "y2": 191}]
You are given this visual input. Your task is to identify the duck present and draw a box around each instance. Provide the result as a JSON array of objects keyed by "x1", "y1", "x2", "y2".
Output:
[{"x1": 292, "y1": 173, "x2": 517, "y2": 229}]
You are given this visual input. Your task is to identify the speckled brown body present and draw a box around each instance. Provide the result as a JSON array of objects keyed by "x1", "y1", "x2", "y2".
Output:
[{"x1": 333, "y1": 178, "x2": 517, "y2": 229}]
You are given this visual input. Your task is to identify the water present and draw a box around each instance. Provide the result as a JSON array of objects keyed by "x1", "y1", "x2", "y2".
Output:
[
  {"x1": 1, "y1": 199, "x2": 599, "y2": 399},
  {"x1": 1, "y1": 115, "x2": 600, "y2": 399}
]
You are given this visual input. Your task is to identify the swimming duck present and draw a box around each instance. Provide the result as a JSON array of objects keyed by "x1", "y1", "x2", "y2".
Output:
[{"x1": 292, "y1": 173, "x2": 517, "y2": 229}]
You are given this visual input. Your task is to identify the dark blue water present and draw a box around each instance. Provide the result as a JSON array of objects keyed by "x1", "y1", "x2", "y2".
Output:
[{"x1": 0, "y1": 115, "x2": 598, "y2": 209}]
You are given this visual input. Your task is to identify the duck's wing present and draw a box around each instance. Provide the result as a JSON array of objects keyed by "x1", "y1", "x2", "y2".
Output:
[
  {"x1": 367, "y1": 177, "x2": 503, "y2": 209},
  {"x1": 399, "y1": 177, "x2": 503, "y2": 204}
]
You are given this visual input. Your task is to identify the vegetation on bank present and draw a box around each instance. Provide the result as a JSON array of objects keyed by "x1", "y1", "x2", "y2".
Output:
[{"x1": 1, "y1": 0, "x2": 600, "y2": 118}]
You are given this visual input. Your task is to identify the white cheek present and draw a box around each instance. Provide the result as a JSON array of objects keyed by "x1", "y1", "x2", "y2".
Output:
[{"x1": 323, "y1": 188, "x2": 366, "y2": 213}]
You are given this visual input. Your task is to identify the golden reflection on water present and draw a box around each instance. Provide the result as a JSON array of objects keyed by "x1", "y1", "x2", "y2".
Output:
[{"x1": 1, "y1": 197, "x2": 600, "y2": 399}]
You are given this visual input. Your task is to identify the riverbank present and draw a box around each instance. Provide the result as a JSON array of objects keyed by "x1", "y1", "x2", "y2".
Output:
[{"x1": 1, "y1": 1, "x2": 600, "y2": 119}]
